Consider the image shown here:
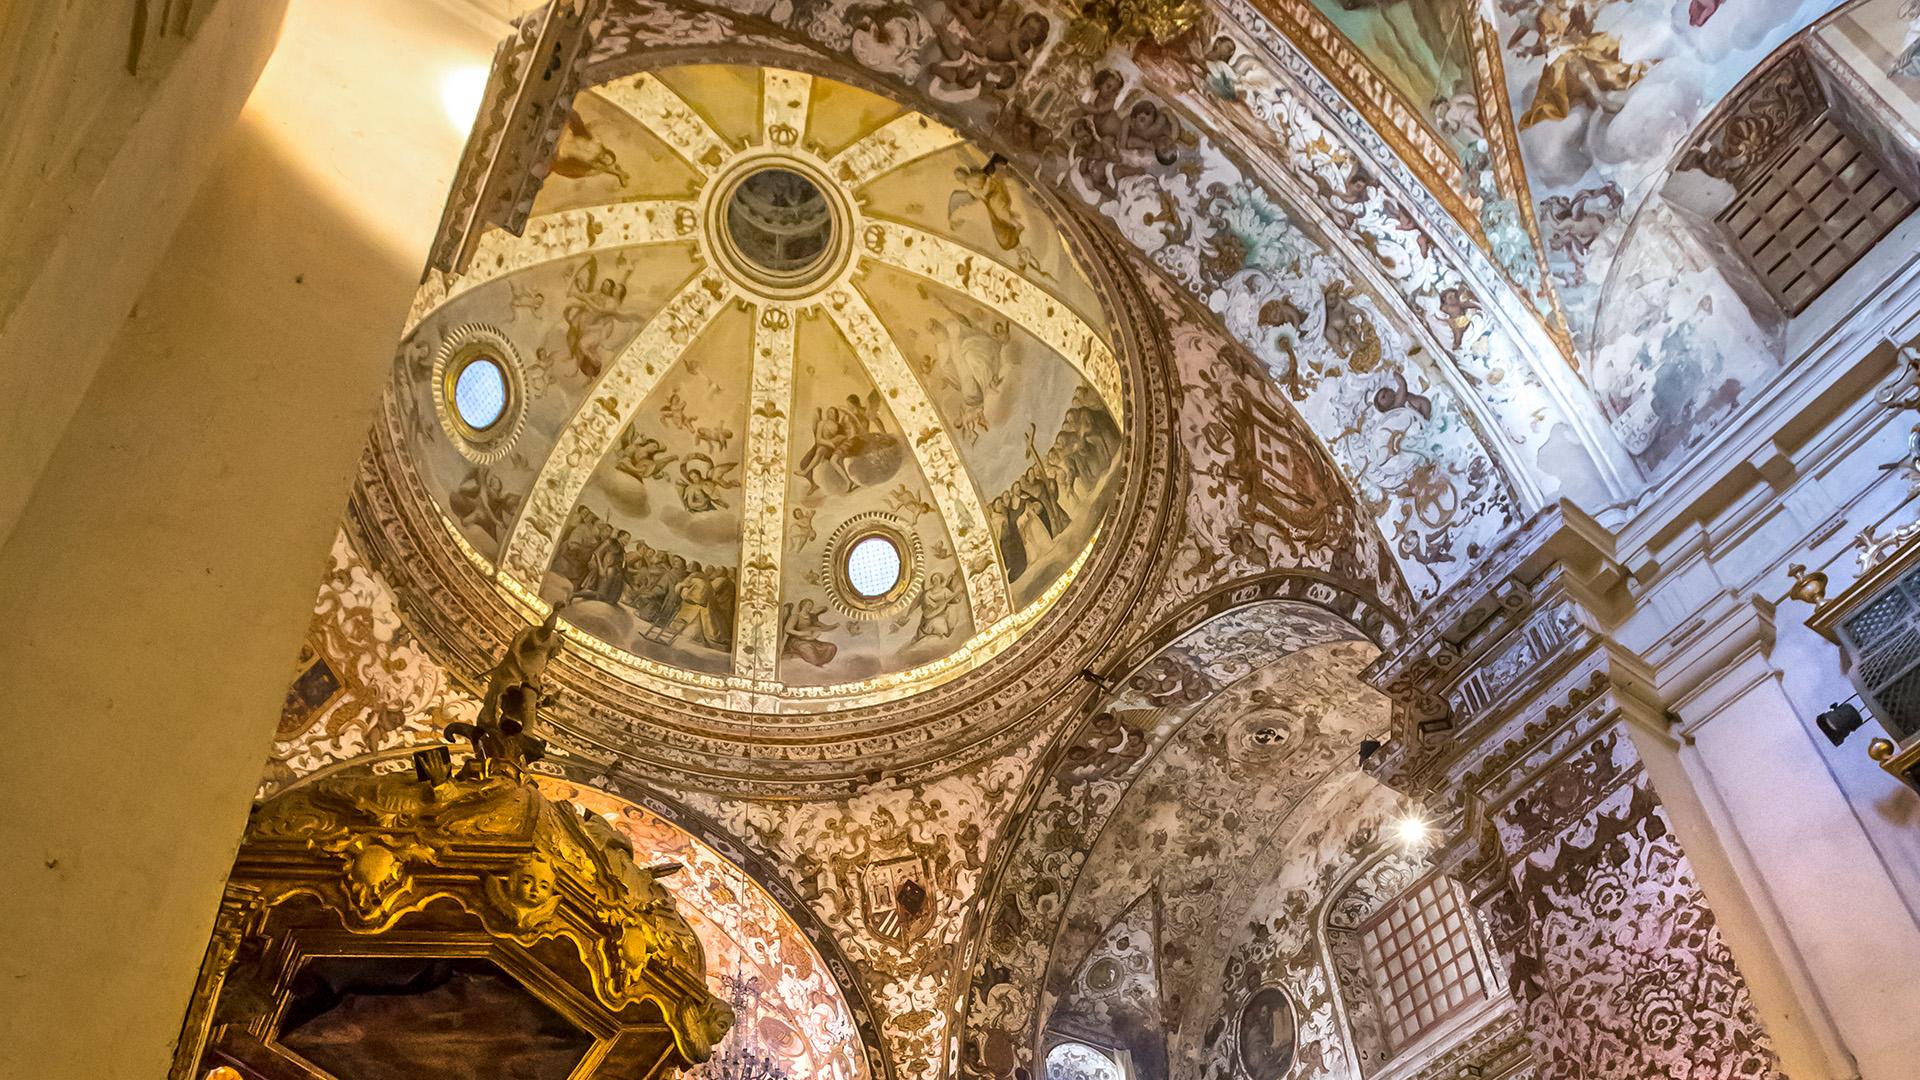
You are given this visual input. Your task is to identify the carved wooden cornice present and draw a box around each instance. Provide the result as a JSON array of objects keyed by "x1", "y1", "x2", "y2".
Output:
[
  {"x1": 173, "y1": 751, "x2": 733, "y2": 1079},
  {"x1": 428, "y1": 0, "x2": 609, "y2": 275}
]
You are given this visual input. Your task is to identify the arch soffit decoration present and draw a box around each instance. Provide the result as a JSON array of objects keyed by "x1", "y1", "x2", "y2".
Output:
[
  {"x1": 436, "y1": 0, "x2": 1643, "y2": 614},
  {"x1": 1182, "y1": 777, "x2": 1426, "y2": 1080},
  {"x1": 1032, "y1": 658, "x2": 1392, "y2": 1080},
  {"x1": 952, "y1": 588, "x2": 1395, "y2": 1080},
  {"x1": 272, "y1": 746, "x2": 902, "y2": 1080}
]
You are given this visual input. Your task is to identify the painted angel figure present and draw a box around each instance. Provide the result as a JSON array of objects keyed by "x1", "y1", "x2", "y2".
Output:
[
  {"x1": 674, "y1": 454, "x2": 740, "y2": 513},
  {"x1": 790, "y1": 506, "x2": 819, "y2": 551},
  {"x1": 780, "y1": 599, "x2": 838, "y2": 667},
  {"x1": 561, "y1": 255, "x2": 640, "y2": 378},
  {"x1": 614, "y1": 428, "x2": 679, "y2": 482},
  {"x1": 950, "y1": 155, "x2": 1024, "y2": 251},
  {"x1": 549, "y1": 109, "x2": 631, "y2": 187},
  {"x1": 912, "y1": 571, "x2": 960, "y2": 644},
  {"x1": 659, "y1": 392, "x2": 695, "y2": 434}
]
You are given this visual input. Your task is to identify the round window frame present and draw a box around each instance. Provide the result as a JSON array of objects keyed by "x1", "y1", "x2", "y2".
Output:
[
  {"x1": 704, "y1": 155, "x2": 854, "y2": 300},
  {"x1": 452, "y1": 355, "x2": 510, "y2": 431},
  {"x1": 724, "y1": 167, "x2": 836, "y2": 279},
  {"x1": 432, "y1": 323, "x2": 528, "y2": 464},
  {"x1": 824, "y1": 515, "x2": 921, "y2": 618}
]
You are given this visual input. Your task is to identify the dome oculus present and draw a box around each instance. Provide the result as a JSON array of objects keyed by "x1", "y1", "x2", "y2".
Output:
[
  {"x1": 826, "y1": 516, "x2": 921, "y2": 617},
  {"x1": 846, "y1": 536, "x2": 903, "y2": 597},
  {"x1": 726, "y1": 168, "x2": 834, "y2": 277}
]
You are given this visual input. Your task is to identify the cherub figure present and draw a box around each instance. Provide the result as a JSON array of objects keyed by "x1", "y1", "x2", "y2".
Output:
[
  {"x1": 790, "y1": 506, "x2": 818, "y2": 551},
  {"x1": 509, "y1": 281, "x2": 545, "y2": 320},
  {"x1": 1068, "y1": 71, "x2": 1186, "y2": 201},
  {"x1": 484, "y1": 852, "x2": 562, "y2": 933},
  {"x1": 449, "y1": 465, "x2": 522, "y2": 542},
  {"x1": 660, "y1": 392, "x2": 695, "y2": 434},
  {"x1": 884, "y1": 484, "x2": 936, "y2": 523},
  {"x1": 929, "y1": 0, "x2": 1051, "y2": 93}
]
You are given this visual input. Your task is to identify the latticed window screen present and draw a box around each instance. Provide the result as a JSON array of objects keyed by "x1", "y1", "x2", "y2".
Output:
[
  {"x1": 1718, "y1": 115, "x2": 1915, "y2": 313},
  {"x1": 1359, "y1": 875, "x2": 1487, "y2": 1051},
  {"x1": 1837, "y1": 560, "x2": 1920, "y2": 739}
]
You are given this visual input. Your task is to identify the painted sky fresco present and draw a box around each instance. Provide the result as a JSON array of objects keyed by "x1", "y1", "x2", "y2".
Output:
[
  {"x1": 1500, "y1": 0, "x2": 1840, "y2": 340},
  {"x1": 547, "y1": 302, "x2": 754, "y2": 675},
  {"x1": 861, "y1": 142, "x2": 1113, "y2": 333},
  {"x1": 1496, "y1": 0, "x2": 1920, "y2": 474},
  {"x1": 774, "y1": 311, "x2": 975, "y2": 687},
  {"x1": 1307, "y1": 0, "x2": 1475, "y2": 129}
]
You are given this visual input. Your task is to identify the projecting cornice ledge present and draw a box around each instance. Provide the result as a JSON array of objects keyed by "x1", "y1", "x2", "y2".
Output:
[{"x1": 1361, "y1": 502, "x2": 1654, "y2": 804}]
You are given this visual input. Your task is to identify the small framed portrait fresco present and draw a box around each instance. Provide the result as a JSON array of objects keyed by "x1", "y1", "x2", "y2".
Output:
[{"x1": 1237, "y1": 986, "x2": 1297, "y2": 1080}]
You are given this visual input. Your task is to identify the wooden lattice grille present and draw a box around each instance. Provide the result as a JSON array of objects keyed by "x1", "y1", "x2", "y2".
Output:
[
  {"x1": 1359, "y1": 875, "x2": 1488, "y2": 1051},
  {"x1": 1719, "y1": 115, "x2": 1915, "y2": 313}
]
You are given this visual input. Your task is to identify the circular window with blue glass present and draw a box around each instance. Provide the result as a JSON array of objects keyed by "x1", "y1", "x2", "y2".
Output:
[
  {"x1": 846, "y1": 535, "x2": 903, "y2": 597},
  {"x1": 825, "y1": 515, "x2": 920, "y2": 617},
  {"x1": 433, "y1": 323, "x2": 526, "y2": 463}
]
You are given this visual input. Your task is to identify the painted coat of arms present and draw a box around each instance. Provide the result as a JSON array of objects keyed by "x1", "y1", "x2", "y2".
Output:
[{"x1": 860, "y1": 855, "x2": 935, "y2": 948}]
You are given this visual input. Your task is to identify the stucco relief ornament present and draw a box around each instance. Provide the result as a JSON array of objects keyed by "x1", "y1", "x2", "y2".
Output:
[
  {"x1": 320, "y1": 833, "x2": 445, "y2": 927},
  {"x1": 1874, "y1": 344, "x2": 1920, "y2": 415},
  {"x1": 1854, "y1": 343, "x2": 1920, "y2": 568},
  {"x1": 1076, "y1": 0, "x2": 1203, "y2": 46}
]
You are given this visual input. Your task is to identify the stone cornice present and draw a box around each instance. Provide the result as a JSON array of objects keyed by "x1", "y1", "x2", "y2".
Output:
[{"x1": 1362, "y1": 503, "x2": 1638, "y2": 796}]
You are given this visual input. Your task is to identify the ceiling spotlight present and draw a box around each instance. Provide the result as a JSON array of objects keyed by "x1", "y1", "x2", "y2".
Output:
[
  {"x1": 1358, "y1": 738, "x2": 1383, "y2": 765},
  {"x1": 1396, "y1": 817, "x2": 1428, "y2": 846},
  {"x1": 1816, "y1": 701, "x2": 1867, "y2": 747}
]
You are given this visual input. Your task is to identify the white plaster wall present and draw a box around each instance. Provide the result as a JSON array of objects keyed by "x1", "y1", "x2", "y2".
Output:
[{"x1": 0, "y1": 2, "x2": 500, "y2": 1076}]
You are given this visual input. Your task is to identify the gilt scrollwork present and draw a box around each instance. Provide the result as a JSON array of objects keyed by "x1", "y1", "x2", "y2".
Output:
[{"x1": 173, "y1": 620, "x2": 735, "y2": 1080}]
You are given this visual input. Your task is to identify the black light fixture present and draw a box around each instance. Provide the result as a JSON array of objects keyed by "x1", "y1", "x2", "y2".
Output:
[
  {"x1": 1816, "y1": 701, "x2": 1867, "y2": 746},
  {"x1": 1358, "y1": 738, "x2": 1383, "y2": 765}
]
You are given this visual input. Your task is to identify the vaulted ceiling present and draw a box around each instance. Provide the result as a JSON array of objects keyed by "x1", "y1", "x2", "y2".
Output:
[{"x1": 270, "y1": 3, "x2": 1915, "y2": 1080}]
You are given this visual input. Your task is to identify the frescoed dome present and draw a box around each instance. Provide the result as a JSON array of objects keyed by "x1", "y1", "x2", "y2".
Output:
[{"x1": 396, "y1": 64, "x2": 1129, "y2": 712}]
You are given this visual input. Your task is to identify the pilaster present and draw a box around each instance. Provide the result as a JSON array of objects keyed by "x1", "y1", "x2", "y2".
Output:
[{"x1": 1366, "y1": 505, "x2": 1791, "y2": 1080}]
